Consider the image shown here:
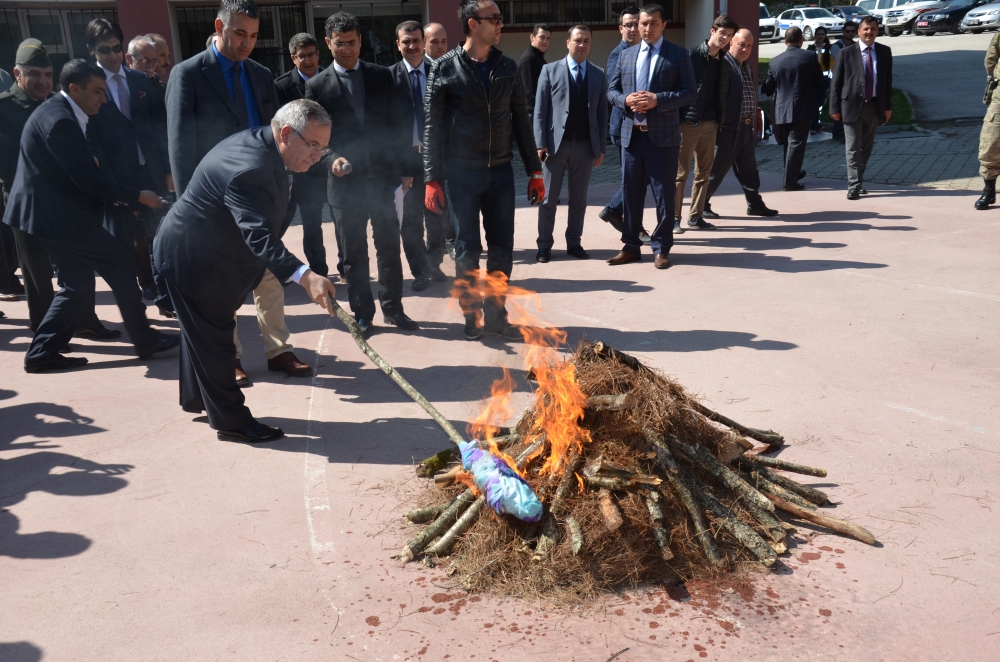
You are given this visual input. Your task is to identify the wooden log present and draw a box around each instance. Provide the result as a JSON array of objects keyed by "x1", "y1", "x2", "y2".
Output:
[
  {"x1": 669, "y1": 437, "x2": 774, "y2": 513},
  {"x1": 416, "y1": 448, "x2": 459, "y2": 477},
  {"x1": 642, "y1": 428, "x2": 723, "y2": 567},
  {"x1": 583, "y1": 474, "x2": 662, "y2": 491},
  {"x1": 566, "y1": 517, "x2": 584, "y2": 555},
  {"x1": 400, "y1": 489, "x2": 475, "y2": 561},
  {"x1": 592, "y1": 341, "x2": 653, "y2": 374},
  {"x1": 531, "y1": 514, "x2": 560, "y2": 562},
  {"x1": 424, "y1": 496, "x2": 486, "y2": 557},
  {"x1": 740, "y1": 453, "x2": 827, "y2": 478},
  {"x1": 549, "y1": 454, "x2": 584, "y2": 518},
  {"x1": 585, "y1": 393, "x2": 635, "y2": 412},
  {"x1": 698, "y1": 490, "x2": 777, "y2": 567},
  {"x1": 765, "y1": 494, "x2": 877, "y2": 545},
  {"x1": 644, "y1": 489, "x2": 674, "y2": 562},
  {"x1": 331, "y1": 300, "x2": 465, "y2": 446},
  {"x1": 689, "y1": 401, "x2": 785, "y2": 448},
  {"x1": 515, "y1": 434, "x2": 547, "y2": 470},
  {"x1": 741, "y1": 470, "x2": 817, "y2": 511},
  {"x1": 743, "y1": 499, "x2": 788, "y2": 548},
  {"x1": 736, "y1": 459, "x2": 829, "y2": 505},
  {"x1": 433, "y1": 465, "x2": 462, "y2": 487},
  {"x1": 598, "y1": 490, "x2": 624, "y2": 531},
  {"x1": 404, "y1": 502, "x2": 449, "y2": 524}
]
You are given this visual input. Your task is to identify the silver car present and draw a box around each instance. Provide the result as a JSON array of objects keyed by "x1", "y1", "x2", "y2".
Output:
[{"x1": 961, "y1": 0, "x2": 1000, "y2": 30}]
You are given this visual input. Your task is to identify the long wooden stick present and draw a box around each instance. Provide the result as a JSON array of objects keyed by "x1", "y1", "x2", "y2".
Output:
[
  {"x1": 741, "y1": 453, "x2": 827, "y2": 478},
  {"x1": 425, "y1": 496, "x2": 486, "y2": 557},
  {"x1": 690, "y1": 401, "x2": 785, "y2": 448},
  {"x1": 400, "y1": 489, "x2": 475, "y2": 561},
  {"x1": 736, "y1": 459, "x2": 830, "y2": 505},
  {"x1": 698, "y1": 490, "x2": 777, "y2": 567},
  {"x1": 331, "y1": 300, "x2": 464, "y2": 446},
  {"x1": 765, "y1": 494, "x2": 876, "y2": 545},
  {"x1": 669, "y1": 437, "x2": 775, "y2": 513}
]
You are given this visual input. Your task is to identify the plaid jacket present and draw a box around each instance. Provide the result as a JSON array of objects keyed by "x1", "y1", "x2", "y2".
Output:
[{"x1": 608, "y1": 38, "x2": 697, "y2": 148}]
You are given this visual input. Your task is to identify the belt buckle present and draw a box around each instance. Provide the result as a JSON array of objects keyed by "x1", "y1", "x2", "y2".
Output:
[{"x1": 637, "y1": 125, "x2": 649, "y2": 132}]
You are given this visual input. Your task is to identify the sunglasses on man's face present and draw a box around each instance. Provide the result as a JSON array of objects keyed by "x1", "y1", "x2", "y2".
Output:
[
  {"x1": 473, "y1": 13, "x2": 504, "y2": 25},
  {"x1": 96, "y1": 44, "x2": 123, "y2": 55}
]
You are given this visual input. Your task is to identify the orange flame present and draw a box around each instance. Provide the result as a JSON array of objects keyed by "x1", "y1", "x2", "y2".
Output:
[{"x1": 454, "y1": 269, "x2": 591, "y2": 479}]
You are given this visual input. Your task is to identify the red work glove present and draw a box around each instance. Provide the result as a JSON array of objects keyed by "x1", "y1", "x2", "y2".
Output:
[
  {"x1": 528, "y1": 173, "x2": 545, "y2": 205},
  {"x1": 425, "y1": 181, "x2": 446, "y2": 213}
]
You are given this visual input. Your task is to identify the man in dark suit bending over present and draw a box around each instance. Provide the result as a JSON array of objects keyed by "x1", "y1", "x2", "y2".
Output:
[
  {"x1": 830, "y1": 15, "x2": 892, "y2": 200},
  {"x1": 154, "y1": 100, "x2": 339, "y2": 443},
  {"x1": 2, "y1": 60, "x2": 177, "y2": 373}
]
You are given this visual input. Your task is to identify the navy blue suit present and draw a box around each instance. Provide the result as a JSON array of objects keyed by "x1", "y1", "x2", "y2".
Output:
[
  {"x1": 602, "y1": 40, "x2": 640, "y2": 224},
  {"x1": 153, "y1": 127, "x2": 303, "y2": 430},
  {"x1": 608, "y1": 39, "x2": 696, "y2": 256},
  {"x1": 2, "y1": 94, "x2": 161, "y2": 361}
]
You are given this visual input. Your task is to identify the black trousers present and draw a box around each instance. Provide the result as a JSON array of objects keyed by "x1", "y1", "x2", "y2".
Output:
[
  {"x1": 776, "y1": 120, "x2": 811, "y2": 189},
  {"x1": 706, "y1": 124, "x2": 765, "y2": 208},
  {"x1": 10, "y1": 226, "x2": 103, "y2": 333},
  {"x1": 0, "y1": 222, "x2": 18, "y2": 291},
  {"x1": 296, "y1": 171, "x2": 336, "y2": 276},
  {"x1": 26, "y1": 230, "x2": 158, "y2": 361},
  {"x1": 331, "y1": 177, "x2": 405, "y2": 320},
  {"x1": 400, "y1": 178, "x2": 431, "y2": 277},
  {"x1": 166, "y1": 279, "x2": 255, "y2": 431}
]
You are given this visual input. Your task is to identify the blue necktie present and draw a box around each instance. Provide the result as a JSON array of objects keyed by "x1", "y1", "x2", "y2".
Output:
[
  {"x1": 635, "y1": 43, "x2": 653, "y2": 124},
  {"x1": 409, "y1": 69, "x2": 424, "y2": 136}
]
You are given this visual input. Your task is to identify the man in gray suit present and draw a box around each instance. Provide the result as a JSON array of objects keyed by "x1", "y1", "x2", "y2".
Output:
[{"x1": 533, "y1": 25, "x2": 607, "y2": 262}]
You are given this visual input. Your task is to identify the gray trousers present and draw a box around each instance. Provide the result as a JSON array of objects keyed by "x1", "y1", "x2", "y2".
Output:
[
  {"x1": 537, "y1": 138, "x2": 595, "y2": 250},
  {"x1": 844, "y1": 101, "x2": 880, "y2": 191}
]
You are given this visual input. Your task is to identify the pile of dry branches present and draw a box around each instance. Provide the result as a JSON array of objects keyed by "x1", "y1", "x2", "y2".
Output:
[{"x1": 399, "y1": 341, "x2": 875, "y2": 602}]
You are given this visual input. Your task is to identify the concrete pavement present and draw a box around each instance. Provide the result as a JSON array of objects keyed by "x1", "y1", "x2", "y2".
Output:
[{"x1": 2, "y1": 173, "x2": 1000, "y2": 661}]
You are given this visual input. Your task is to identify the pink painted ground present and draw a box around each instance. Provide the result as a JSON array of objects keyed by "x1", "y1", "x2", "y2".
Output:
[{"x1": 1, "y1": 173, "x2": 998, "y2": 662}]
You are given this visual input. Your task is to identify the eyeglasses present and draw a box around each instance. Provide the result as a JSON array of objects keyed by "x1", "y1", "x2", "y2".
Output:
[
  {"x1": 472, "y1": 13, "x2": 504, "y2": 25},
  {"x1": 291, "y1": 127, "x2": 331, "y2": 157},
  {"x1": 621, "y1": 22, "x2": 639, "y2": 30},
  {"x1": 95, "y1": 44, "x2": 123, "y2": 55}
]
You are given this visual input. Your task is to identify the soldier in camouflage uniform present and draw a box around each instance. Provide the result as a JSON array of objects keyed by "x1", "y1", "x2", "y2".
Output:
[{"x1": 976, "y1": 31, "x2": 1000, "y2": 210}]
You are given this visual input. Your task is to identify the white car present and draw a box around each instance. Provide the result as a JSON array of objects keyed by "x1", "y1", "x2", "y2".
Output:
[
  {"x1": 883, "y1": 0, "x2": 950, "y2": 35},
  {"x1": 760, "y1": 3, "x2": 780, "y2": 42},
  {"x1": 961, "y1": 0, "x2": 1000, "y2": 31},
  {"x1": 776, "y1": 7, "x2": 846, "y2": 40}
]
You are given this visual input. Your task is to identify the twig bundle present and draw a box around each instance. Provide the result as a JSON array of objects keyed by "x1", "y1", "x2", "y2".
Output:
[{"x1": 401, "y1": 341, "x2": 875, "y2": 603}]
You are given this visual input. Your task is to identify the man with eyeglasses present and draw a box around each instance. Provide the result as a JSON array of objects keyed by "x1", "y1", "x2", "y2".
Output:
[
  {"x1": 167, "y1": 0, "x2": 313, "y2": 386},
  {"x1": 87, "y1": 19, "x2": 171, "y2": 307},
  {"x1": 306, "y1": 11, "x2": 418, "y2": 338},
  {"x1": 424, "y1": 0, "x2": 543, "y2": 341},
  {"x1": 154, "y1": 100, "x2": 339, "y2": 442}
]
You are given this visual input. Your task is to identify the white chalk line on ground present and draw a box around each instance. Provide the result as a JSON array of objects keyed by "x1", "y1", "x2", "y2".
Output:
[
  {"x1": 884, "y1": 402, "x2": 988, "y2": 435},
  {"x1": 842, "y1": 270, "x2": 1000, "y2": 303},
  {"x1": 304, "y1": 318, "x2": 336, "y2": 559}
]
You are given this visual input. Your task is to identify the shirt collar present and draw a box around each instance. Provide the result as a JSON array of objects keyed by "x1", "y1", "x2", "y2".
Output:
[
  {"x1": 565, "y1": 54, "x2": 586, "y2": 74},
  {"x1": 296, "y1": 68, "x2": 314, "y2": 82},
  {"x1": 99, "y1": 63, "x2": 123, "y2": 80},
  {"x1": 860, "y1": 41, "x2": 874, "y2": 51},
  {"x1": 212, "y1": 42, "x2": 240, "y2": 74},
  {"x1": 59, "y1": 90, "x2": 89, "y2": 133},
  {"x1": 402, "y1": 58, "x2": 426, "y2": 76},
  {"x1": 333, "y1": 59, "x2": 361, "y2": 74},
  {"x1": 642, "y1": 36, "x2": 664, "y2": 52}
]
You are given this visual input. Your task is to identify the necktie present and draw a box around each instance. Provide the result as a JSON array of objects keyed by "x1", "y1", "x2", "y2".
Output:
[
  {"x1": 863, "y1": 47, "x2": 874, "y2": 102},
  {"x1": 635, "y1": 43, "x2": 652, "y2": 124},
  {"x1": 115, "y1": 73, "x2": 145, "y2": 165},
  {"x1": 410, "y1": 69, "x2": 424, "y2": 136},
  {"x1": 573, "y1": 63, "x2": 582, "y2": 88},
  {"x1": 232, "y1": 63, "x2": 249, "y2": 130}
]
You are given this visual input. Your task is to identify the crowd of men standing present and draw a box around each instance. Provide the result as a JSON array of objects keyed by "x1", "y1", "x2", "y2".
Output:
[{"x1": 0, "y1": 0, "x2": 910, "y2": 441}]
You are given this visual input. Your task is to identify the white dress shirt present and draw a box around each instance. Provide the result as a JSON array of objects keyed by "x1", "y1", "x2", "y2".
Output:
[
  {"x1": 332, "y1": 59, "x2": 361, "y2": 74},
  {"x1": 632, "y1": 36, "x2": 663, "y2": 127},
  {"x1": 860, "y1": 41, "x2": 877, "y2": 92},
  {"x1": 403, "y1": 58, "x2": 427, "y2": 147},
  {"x1": 59, "y1": 90, "x2": 89, "y2": 136},
  {"x1": 99, "y1": 63, "x2": 129, "y2": 113},
  {"x1": 565, "y1": 54, "x2": 587, "y2": 82}
]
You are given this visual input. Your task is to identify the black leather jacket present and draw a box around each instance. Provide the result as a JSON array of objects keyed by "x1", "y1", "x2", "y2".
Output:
[
  {"x1": 682, "y1": 41, "x2": 730, "y2": 127},
  {"x1": 423, "y1": 46, "x2": 541, "y2": 183}
]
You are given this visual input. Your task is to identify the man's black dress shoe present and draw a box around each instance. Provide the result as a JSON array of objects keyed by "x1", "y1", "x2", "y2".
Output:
[
  {"x1": 75, "y1": 325, "x2": 122, "y2": 340},
  {"x1": 847, "y1": 188, "x2": 861, "y2": 201},
  {"x1": 860, "y1": 188, "x2": 869, "y2": 195},
  {"x1": 141, "y1": 287, "x2": 156, "y2": 301},
  {"x1": 747, "y1": 205, "x2": 778, "y2": 217},
  {"x1": 412, "y1": 274, "x2": 430, "y2": 291},
  {"x1": 356, "y1": 318, "x2": 374, "y2": 338},
  {"x1": 798, "y1": 170, "x2": 807, "y2": 181},
  {"x1": 535, "y1": 248, "x2": 551, "y2": 263},
  {"x1": 702, "y1": 204, "x2": 720, "y2": 219},
  {"x1": 464, "y1": 315, "x2": 483, "y2": 340},
  {"x1": 783, "y1": 183, "x2": 806, "y2": 191},
  {"x1": 217, "y1": 421, "x2": 284, "y2": 443},
  {"x1": 25, "y1": 354, "x2": 89, "y2": 373},
  {"x1": 485, "y1": 322, "x2": 524, "y2": 342},
  {"x1": 383, "y1": 312, "x2": 420, "y2": 330},
  {"x1": 566, "y1": 246, "x2": 589, "y2": 259},
  {"x1": 138, "y1": 333, "x2": 180, "y2": 360},
  {"x1": 598, "y1": 208, "x2": 625, "y2": 233},
  {"x1": 429, "y1": 267, "x2": 449, "y2": 282},
  {"x1": 158, "y1": 306, "x2": 176, "y2": 319}
]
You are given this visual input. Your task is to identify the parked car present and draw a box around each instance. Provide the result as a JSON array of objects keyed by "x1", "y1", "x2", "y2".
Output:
[
  {"x1": 776, "y1": 7, "x2": 846, "y2": 40},
  {"x1": 883, "y1": 0, "x2": 950, "y2": 35},
  {"x1": 858, "y1": 0, "x2": 913, "y2": 24},
  {"x1": 961, "y1": 0, "x2": 1000, "y2": 31},
  {"x1": 830, "y1": 4, "x2": 883, "y2": 28},
  {"x1": 914, "y1": 0, "x2": 991, "y2": 32},
  {"x1": 760, "y1": 3, "x2": 780, "y2": 42}
]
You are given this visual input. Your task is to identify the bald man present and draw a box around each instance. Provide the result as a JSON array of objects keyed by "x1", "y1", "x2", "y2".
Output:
[
  {"x1": 703, "y1": 28, "x2": 777, "y2": 218},
  {"x1": 424, "y1": 23, "x2": 449, "y2": 60}
]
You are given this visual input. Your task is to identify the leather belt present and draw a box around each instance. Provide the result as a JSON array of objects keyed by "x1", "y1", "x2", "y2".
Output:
[
  {"x1": 740, "y1": 117, "x2": 753, "y2": 124},
  {"x1": 636, "y1": 125, "x2": 649, "y2": 132}
]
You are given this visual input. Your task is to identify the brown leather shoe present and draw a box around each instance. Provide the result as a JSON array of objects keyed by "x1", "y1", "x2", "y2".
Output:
[
  {"x1": 235, "y1": 359, "x2": 250, "y2": 388},
  {"x1": 607, "y1": 251, "x2": 642, "y2": 266},
  {"x1": 267, "y1": 351, "x2": 313, "y2": 377},
  {"x1": 654, "y1": 254, "x2": 671, "y2": 270}
]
